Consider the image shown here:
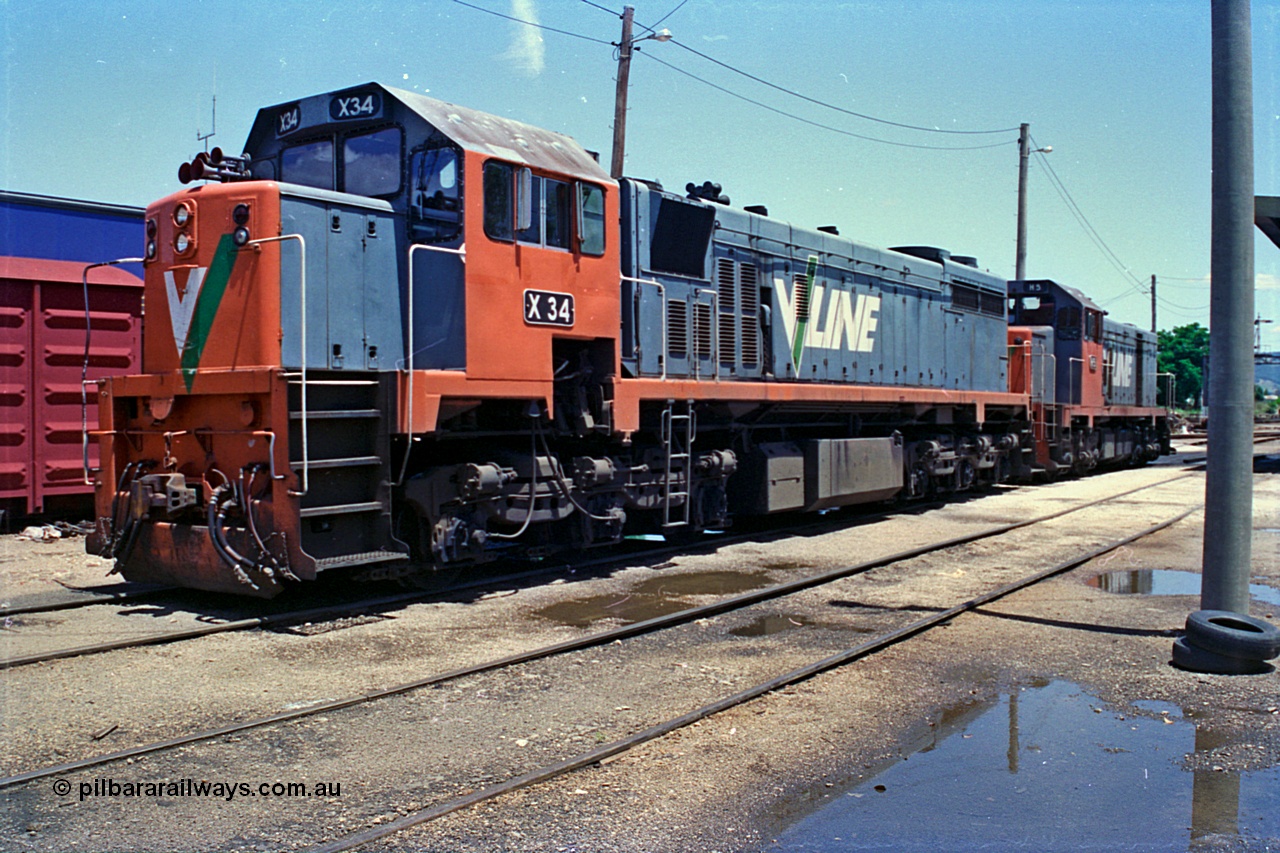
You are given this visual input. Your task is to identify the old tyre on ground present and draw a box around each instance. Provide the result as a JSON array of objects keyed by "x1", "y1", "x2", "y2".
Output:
[
  {"x1": 1184, "y1": 610, "x2": 1280, "y2": 661},
  {"x1": 1171, "y1": 637, "x2": 1274, "y2": 675}
]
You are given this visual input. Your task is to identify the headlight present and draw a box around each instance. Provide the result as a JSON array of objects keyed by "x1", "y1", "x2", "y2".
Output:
[
  {"x1": 173, "y1": 203, "x2": 192, "y2": 227},
  {"x1": 175, "y1": 233, "x2": 192, "y2": 254}
]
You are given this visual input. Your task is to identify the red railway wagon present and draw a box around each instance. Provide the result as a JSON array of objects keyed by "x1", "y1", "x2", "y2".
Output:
[{"x1": 0, "y1": 258, "x2": 141, "y2": 519}]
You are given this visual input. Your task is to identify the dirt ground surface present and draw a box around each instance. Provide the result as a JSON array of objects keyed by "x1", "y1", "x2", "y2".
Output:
[{"x1": 1, "y1": 446, "x2": 1278, "y2": 852}]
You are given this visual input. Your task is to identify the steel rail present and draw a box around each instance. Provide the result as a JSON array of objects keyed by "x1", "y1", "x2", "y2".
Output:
[
  {"x1": 0, "y1": 584, "x2": 175, "y2": 619},
  {"x1": 307, "y1": 504, "x2": 1204, "y2": 853},
  {"x1": 0, "y1": 502, "x2": 890, "y2": 666},
  {"x1": 0, "y1": 471, "x2": 1194, "y2": 790}
]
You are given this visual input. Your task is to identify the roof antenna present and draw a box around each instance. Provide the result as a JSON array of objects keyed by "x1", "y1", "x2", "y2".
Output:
[
  {"x1": 197, "y1": 95, "x2": 216, "y2": 153},
  {"x1": 197, "y1": 67, "x2": 217, "y2": 152}
]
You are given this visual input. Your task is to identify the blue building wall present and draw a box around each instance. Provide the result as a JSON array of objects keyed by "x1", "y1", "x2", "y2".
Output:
[{"x1": 0, "y1": 191, "x2": 144, "y2": 277}]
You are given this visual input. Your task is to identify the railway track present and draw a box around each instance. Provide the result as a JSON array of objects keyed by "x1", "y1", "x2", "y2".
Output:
[
  {"x1": 0, "y1": 502, "x2": 943, "y2": 670},
  {"x1": 0, "y1": 471, "x2": 1196, "y2": 796},
  {"x1": 0, "y1": 583, "x2": 175, "y2": 619},
  {"x1": 0, "y1": 464, "x2": 1197, "y2": 671},
  {"x1": 307, "y1": 506, "x2": 1202, "y2": 853}
]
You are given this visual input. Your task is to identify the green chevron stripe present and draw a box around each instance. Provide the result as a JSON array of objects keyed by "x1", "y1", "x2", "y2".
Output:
[
  {"x1": 181, "y1": 233, "x2": 239, "y2": 390},
  {"x1": 791, "y1": 254, "x2": 819, "y2": 372}
]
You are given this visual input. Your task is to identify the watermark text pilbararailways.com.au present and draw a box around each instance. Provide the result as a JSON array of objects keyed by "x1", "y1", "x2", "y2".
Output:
[{"x1": 53, "y1": 777, "x2": 343, "y2": 802}]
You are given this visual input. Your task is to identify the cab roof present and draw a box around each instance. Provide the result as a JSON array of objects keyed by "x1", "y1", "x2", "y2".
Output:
[{"x1": 245, "y1": 82, "x2": 612, "y2": 185}]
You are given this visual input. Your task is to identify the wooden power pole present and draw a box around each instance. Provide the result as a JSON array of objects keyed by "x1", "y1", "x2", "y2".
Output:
[{"x1": 610, "y1": 5, "x2": 636, "y2": 180}]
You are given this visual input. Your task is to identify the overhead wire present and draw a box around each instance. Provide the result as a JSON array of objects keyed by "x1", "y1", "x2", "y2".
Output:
[
  {"x1": 462, "y1": 0, "x2": 1148, "y2": 298},
  {"x1": 578, "y1": 0, "x2": 621, "y2": 19},
  {"x1": 579, "y1": 0, "x2": 1018, "y2": 137},
  {"x1": 648, "y1": 0, "x2": 689, "y2": 30},
  {"x1": 1029, "y1": 141, "x2": 1150, "y2": 302},
  {"x1": 639, "y1": 52, "x2": 1016, "y2": 151},
  {"x1": 1157, "y1": 296, "x2": 1210, "y2": 312},
  {"x1": 451, "y1": 0, "x2": 613, "y2": 45},
  {"x1": 461, "y1": 0, "x2": 1015, "y2": 150},
  {"x1": 1030, "y1": 138, "x2": 1145, "y2": 292},
  {"x1": 666, "y1": 38, "x2": 1021, "y2": 136}
]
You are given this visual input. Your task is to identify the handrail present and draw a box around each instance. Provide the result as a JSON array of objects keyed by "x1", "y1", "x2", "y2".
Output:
[
  {"x1": 397, "y1": 243, "x2": 466, "y2": 487},
  {"x1": 244, "y1": 234, "x2": 307, "y2": 495},
  {"x1": 692, "y1": 286, "x2": 720, "y2": 380},
  {"x1": 80, "y1": 257, "x2": 146, "y2": 485},
  {"x1": 1157, "y1": 371, "x2": 1176, "y2": 412},
  {"x1": 623, "y1": 275, "x2": 667, "y2": 380},
  {"x1": 1068, "y1": 356, "x2": 1084, "y2": 407}
]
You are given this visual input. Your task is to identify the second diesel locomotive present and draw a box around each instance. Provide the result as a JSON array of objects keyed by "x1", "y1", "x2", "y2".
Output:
[{"x1": 86, "y1": 83, "x2": 1169, "y2": 596}]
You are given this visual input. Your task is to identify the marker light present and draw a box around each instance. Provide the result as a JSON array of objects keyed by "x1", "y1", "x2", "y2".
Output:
[
  {"x1": 232, "y1": 203, "x2": 250, "y2": 225},
  {"x1": 233, "y1": 227, "x2": 251, "y2": 247},
  {"x1": 146, "y1": 239, "x2": 157, "y2": 260}
]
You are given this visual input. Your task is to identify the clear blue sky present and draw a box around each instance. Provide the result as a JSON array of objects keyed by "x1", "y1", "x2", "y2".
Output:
[{"x1": 2, "y1": 1, "x2": 1276, "y2": 337}]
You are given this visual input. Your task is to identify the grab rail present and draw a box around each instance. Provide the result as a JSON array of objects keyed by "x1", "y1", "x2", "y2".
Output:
[
  {"x1": 623, "y1": 275, "x2": 667, "y2": 380},
  {"x1": 244, "y1": 234, "x2": 307, "y2": 495},
  {"x1": 397, "y1": 243, "x2": 466, "y2": 486},
  {"x1": 80, "y1": 257, "x2": 146, "y2": 486}
]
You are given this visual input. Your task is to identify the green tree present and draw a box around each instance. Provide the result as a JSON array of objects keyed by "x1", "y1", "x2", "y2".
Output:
[{"x1": 1157, "y1": 323, "x2": 1209, "y2": 408}]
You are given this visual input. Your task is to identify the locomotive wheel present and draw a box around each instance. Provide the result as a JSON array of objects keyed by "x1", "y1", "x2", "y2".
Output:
[
  {"x1": 1171, "y1": 636, "x2": 1273, "y2": 675},
  {"x1": 1184, "y1": 610, "x2": 1280, "y2": 661}
]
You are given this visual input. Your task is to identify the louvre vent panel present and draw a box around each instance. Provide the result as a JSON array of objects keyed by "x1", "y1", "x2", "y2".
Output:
[
  {"x1": 668, "y1": 299, "x2": 689, "y2": 358},
  {"x1": 739, "y1": 264, "x2": 760, "y2": 367},
  {"x1": 793, "y1": 273, "x2": 811, "y2": 321},
  {"x1": 718, "y1": 257, "x2": 737, "y2": 364},
  {"x1": 693, "y1": 302, "x2": 713, "y2": 359}
]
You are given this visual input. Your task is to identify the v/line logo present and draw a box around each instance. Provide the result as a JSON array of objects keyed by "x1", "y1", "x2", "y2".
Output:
[
  {"x1": 776, "y1": 256, "x2": 880, "y2": 370},
  {"x1": 1108, "y1": 348, "x2": 1135, "y2": 389},
  {"x1": 160, "y1": 233, "x2": 240, "y2": 390}
]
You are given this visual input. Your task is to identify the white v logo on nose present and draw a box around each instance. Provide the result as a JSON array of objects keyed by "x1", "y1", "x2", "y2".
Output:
[{"x1": 164, "y1": 267, "x2": 207, "y2": 355}]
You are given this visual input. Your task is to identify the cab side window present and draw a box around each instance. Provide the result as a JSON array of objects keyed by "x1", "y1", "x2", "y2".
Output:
[
  {"x1": 1057, "y1": 306, "x2": 1082, "y2": 340},
  {"x1": 516, "y1": 177, "x2": 542, "y2": 245},
  {"x1": 578, "y1": 182, "x2": 605, "y2": 255},
  {"x1": 410, "y1": 145, "x2": 461, "y2": 241},
  {"x1": 483, "y1": 162, "x2": 606, "y2": 254},
  {"x1": 544, "y1": 179, "x2": 572, "y2": 249},
  {"x1": 484, "y1": 161, "x2": 515, "y2": 241}
]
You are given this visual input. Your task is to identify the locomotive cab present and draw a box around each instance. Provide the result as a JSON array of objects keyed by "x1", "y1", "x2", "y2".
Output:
[
  {"x1": 1008, "y1": 279, "x2": 1168, "y2": 473},
  {"x1": 89, "y1": 84, "x2": 623, "y2": 595}
]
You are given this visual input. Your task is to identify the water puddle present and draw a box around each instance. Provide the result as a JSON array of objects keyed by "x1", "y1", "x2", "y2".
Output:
[
  {"x1": 731, "y1": 614, "x2": 808, "y2": 637},
  {"x1": 1087, "y1": 569, "x2": 1280, "y2": 607},
  {"x1": 760, "y1": 559, "x2": 812, "y2": 571},
  {"x1": 765, "y1": 681, "x2": 1280, "y2": 851},
  {"x1": 729, "y1": 614, "x2": 869, "y2": 637},
  {"x1": 533, "y1": 570, "x2": 774, "y2": 628}
]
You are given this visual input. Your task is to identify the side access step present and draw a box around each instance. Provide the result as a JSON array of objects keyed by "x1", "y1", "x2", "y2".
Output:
[{"x1": 286, "y1": 372, "x2": 407, "y2": 570}]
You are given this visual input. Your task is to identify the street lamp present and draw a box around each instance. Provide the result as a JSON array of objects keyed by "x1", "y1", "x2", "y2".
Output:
[
  {"x1": 1255, "y1": 315, "x2": 1272, "y2": 353},
  {"x1": 1015, "y1": 123, "x2": 1052, "y2": 281},
  {"x1": 610, "y1": 6, "x2": 671, "y2": 179}
]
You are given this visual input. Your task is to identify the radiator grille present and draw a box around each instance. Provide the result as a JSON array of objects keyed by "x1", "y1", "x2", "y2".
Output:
[
  {"x1": 739, "y1": 264, "x2": 760, "y2": 367},
  {"x1": 668, "y1": 299, "x2": 688, "y2": 358},
  {"x1": 693, "y1": 301, "x2": 713, "y2": 359},
  {"x1": 717, "y1": 258, "x2": 737, "y2": 365}
]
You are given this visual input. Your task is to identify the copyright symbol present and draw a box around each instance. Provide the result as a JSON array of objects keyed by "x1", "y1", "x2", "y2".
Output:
[{"x1": 53, "y1": 779, "x2": 71, "y2": 797}]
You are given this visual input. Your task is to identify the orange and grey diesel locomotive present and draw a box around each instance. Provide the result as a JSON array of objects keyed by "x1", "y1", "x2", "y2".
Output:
[{"x1": 86, "y1": 83, "x2": 1170, "y2": 597}]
